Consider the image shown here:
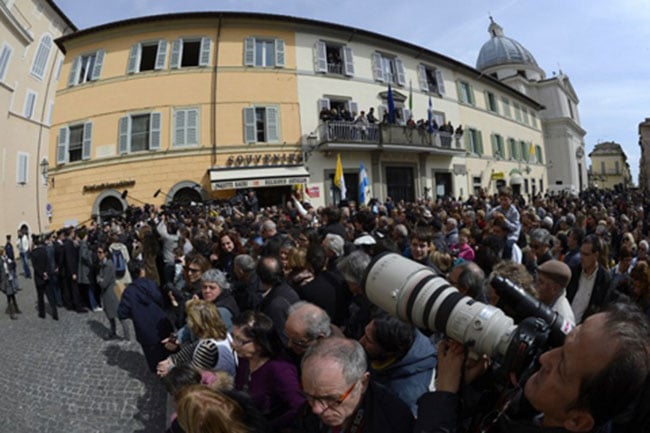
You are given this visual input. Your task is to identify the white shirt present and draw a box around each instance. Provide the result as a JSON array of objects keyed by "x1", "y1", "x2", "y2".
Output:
[
  {"x1": 551, "y1": 291, "x2": 576, "y2": 325},
  {"x1": 571, "y1": 269, "x2": 597, "y2": 323}
]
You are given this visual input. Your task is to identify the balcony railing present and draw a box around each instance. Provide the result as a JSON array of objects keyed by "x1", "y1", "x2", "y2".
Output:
[
  {"x1": 327, "y1": 63, "x2": 343, "y2": 75},
  {"x1": 317, "y1": 121, "x2": 464, "y2": 150}
]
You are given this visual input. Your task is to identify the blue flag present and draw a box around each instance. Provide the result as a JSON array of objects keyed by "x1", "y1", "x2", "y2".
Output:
[
  {"x1": 359, "y1": 162, "x2": 370, "y2": 205},
  {"x1": 427, "y1": 96, "x2": 434, "y2": 134},
  {"x1": 387, "y1": 84, "x2": 396, "y2": 124}
]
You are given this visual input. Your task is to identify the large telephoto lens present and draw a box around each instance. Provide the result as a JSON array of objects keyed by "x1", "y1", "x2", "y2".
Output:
[{"x1": 363, "y1": 253, "x2": 516, "y2": 359}]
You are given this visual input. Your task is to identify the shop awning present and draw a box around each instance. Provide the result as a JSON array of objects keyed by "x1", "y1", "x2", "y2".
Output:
[{"x1": 209, "y1": 165, "x2": 309, "y2": 190}]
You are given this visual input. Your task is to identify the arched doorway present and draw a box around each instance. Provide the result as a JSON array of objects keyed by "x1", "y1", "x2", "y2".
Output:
[
  {"x1": 92, "y1": 190, "x2": 127, "y2": 223},
  {"x1": 166, "y1": 181, "x2": 208, "y2": 206}
]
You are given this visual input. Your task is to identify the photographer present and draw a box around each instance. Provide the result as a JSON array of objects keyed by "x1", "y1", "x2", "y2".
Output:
[{"x1": 414, "y1": 303, "x2": 650, "y2": 433}]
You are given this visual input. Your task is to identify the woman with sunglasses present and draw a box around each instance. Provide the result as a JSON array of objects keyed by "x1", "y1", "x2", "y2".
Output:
[{"x1": 232, "y1": 311, "x2": 305, "y2": 431}]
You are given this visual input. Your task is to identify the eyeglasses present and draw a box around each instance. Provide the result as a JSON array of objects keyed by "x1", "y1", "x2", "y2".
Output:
[
  {"x1": 302, "y1": 380, "x2": 359, "y2": 411},
  {"x1": 97, "y1": 250, "x2": 105, "y2": 255},
  {"x1": 185, "y1": 267, "x2": 201, "y2": 274}
]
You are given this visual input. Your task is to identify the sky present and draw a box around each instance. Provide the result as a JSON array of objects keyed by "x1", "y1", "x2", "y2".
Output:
[{"x1": 55, "y1": 0, "x2": 650, "y2": 183}]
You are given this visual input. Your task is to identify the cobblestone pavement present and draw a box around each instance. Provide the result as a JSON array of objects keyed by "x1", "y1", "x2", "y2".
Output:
[{"x1": 0, "y1": 274, "x2": 166, "y2": 433}]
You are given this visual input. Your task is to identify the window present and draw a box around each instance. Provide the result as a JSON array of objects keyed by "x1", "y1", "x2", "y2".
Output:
[
  {"x1": 520, "y1": 141, "x2": 529, "y2": 162},
  {"x1": 513, "y1": 103, "x2": 522, "y2": 122},
  {"x1": 173, "y1": 108, "x2": 199, "y2": 147},
  {"x1": 485, "y1": 91, "x2": 498, "y2": 113},
  {"x1": 372, "y1": 52, "x2": 405, "y2": 86},
  {"x1": 457, "y1": 81, "x2": 475, "y2": 105},
  {"x1": 318, "y1": 98, "x2": 359, "y2": 120},
  {"x1": 57, "y1": 122, "x2": 93, "y2": 164},
  {"x1": 244, "y1": 106, "x2": 279, "y2": 143},
  {"x1": 54, "y1": 58, "x2": 63, "y2": 81},
  {"x1": 118, "y1": 113, "x2": 161, "y2": 154},
  {"x1": 24, "y1": 90, "x2": 36, "y2": 119},
  {"x1": 47, "y1": 101, "x2": 54, "y2": 125},
  {"x1": 540, "y1": 178, "x2": 544, "y2": 193},
  {"x1": 16, "y1": 152, "x2": 28, "y2": 185},
  {"x1": 508, "y1": 138, "x2": 519, "y2": 160},
  {"x1": 417, "y1": 64, "x2": 446, "y2": 95},
  {"x1": 127, "y1": 40, "x2": 168, "y2": 73},
  {"x1": 501, "y1": 97, "x2": 511, "y2": 118},
  {"x1": 522, "y1": 107, "x2": 530, "y2": 125},
  {"x1": 615, "y1": 161, "x2": 620, "y2": 174},
  {"x1": 535, "y1": 145, "x2": 543, "y2": 164},
  {"x1": 491, "y1": 134, "x2": 506, "y2": 159},
  {"x1": 244, "y1": 37, "x2": 285, "y2": 68},
  {"x1": 465, "y1": 128, "x2": 483, "y2": 155},
  {"x1": 567, "y1": 98, "x2": 574, "y2": 119},
  {"x1": 0, "y1": 43, "x2": 12, "y2": 82},
  {"x1": 30, "y1": 34, "x2": 52, "y2": 80},
  {"x1": 314, "y1": 41, "x2": 354, "y2": 76},
  {"x1": 530, "y1": 111, "x2": 538, "y2": 128},
  {"x1": 68, "y1": 50, "x2": 105, "y2": 86},
  {"x1": 170, "y1": 37, "x2": 210, "y2": 68},
  {"x1": 524, "y1": 178, "x2": 529, "y2": 194},
  {"x1": 601, "y1": 161, "x2": 605, "y2": 174}
]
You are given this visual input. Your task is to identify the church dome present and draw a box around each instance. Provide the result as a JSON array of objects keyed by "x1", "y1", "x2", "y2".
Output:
[{"x1": 476, "y1": 18, "x2": 539, "y2": 71}]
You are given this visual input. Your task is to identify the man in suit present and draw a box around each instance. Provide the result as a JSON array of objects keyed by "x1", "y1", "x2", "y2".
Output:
[{"x1": 566, "y1": 234, "x2": 612, "y2": 324}]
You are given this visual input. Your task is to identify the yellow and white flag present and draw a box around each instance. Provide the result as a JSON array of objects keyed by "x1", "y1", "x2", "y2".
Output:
[{"x1": 334, "y1": 153, "x2": 347, "y2": 198}]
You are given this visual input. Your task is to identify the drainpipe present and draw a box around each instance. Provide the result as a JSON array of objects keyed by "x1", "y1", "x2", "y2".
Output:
[{"x1": 211, "y1": 15, "x2": 222, "y2": 168}]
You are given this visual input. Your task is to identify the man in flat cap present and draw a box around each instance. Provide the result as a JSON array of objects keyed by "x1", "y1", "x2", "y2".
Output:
[{"x1": 535, "y1": 259, "x2": 575, "y2": 324}]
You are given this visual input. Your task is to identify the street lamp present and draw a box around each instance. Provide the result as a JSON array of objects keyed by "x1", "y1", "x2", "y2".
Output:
[{"x1": 40, "y1": 157, "x2": 48, "y2": 186}]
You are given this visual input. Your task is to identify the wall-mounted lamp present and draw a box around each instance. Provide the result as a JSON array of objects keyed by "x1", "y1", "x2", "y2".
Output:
[{"x1": 40, "y1": 157, "x2": 49, "y2": 186}]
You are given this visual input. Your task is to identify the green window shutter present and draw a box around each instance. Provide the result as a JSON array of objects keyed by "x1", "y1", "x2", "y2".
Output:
[
  {"x1": 314, "y1": 41, "x2": 327, "y2": 73},
  {"x1": 149, "y1": 112, "x2": 162, "y2": 150},
  {"x1": 127, "y1": 43, "x2": 140, "y2": 74},
  {"x1": 464, "y1": 132, "x2": 471, "y2": 152},
  {"x1": 456, "y1": 81, "x2": 463, "y2": 103},
  {"x1": 199, "y1": 37, "x2": 211, "y2": 67},
  {"x1": 82, "y1": 121, "x2": 93, "y2": 160},
  {"x1": 91, "y1": 49, "x2": 105, "y2": 80},
  {"x1": 170, "y1": 39, "x2": 182, "y2": 69},
  {"x1": 244, "y1": 107, "x2": 256, "y2": 143},
  {"x1": 274, "y1": 39, "x2": 285, "y2": 67},
  {"x1": 468, "y1": 84, "x2": 475, "y2": 105},
  {"x1": 491, "y1": 134, "x2": 497, "y2": 157},
  {"x1": 57, "y1": 127, "x2": 69, "y2": 164},
  {"x1": 244, "y1": 37, "x2": 255, "y2": 66},
  {"x1": 477, "y1": 131, "x2": 483, "y2": 156},
  {"x1": 536, "y1": 145, "x2": 543, "y2": 164},
  {"x1": 118, "y1": 116, "x2": 130, "y2": 154},
  {"x1": 265, "y1": 107, "x2": 279, "y2": 142},
  {"x1": 155, "y1": 40, "x2": 168, "y2": 70}
]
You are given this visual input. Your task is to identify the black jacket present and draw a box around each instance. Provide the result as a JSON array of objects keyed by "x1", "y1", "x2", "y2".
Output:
[
  {"x1": 297, "y1": 381, "x2": 414, "y2": 433},
  {"x1": 566, "y1": 264, "x2": 612, "y2": 320},
  {"x1": 258, "y1": 281, "x2": 299, "y2": 346},
  {"x1": 298, "y1": 270, "x2": 350, "y2": 327}
]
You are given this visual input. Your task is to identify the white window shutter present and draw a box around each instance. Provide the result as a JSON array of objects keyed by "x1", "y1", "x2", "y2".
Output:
[
  {"x1": 314, "y1": 41, "x2": 327, "y2": 73},
  {"x1": 266, "y1": 107, "x2": 279, "y2": 142},
  {"x1": 127, "y1": 43, "x2": 141, "y2": 74},
  {"x1": 118, "y1": 116, "x2": 130, "y2": 154},
  {"x1": 342, "y1": 46, "x2": 354, "y2": 77},
  {"x1": 24, "y1": 92, "x2": 36, "y2": 118},
  {"x1": 82, "y1": 121, "x2": 93, "y2": 160},
  {"x1": 244, "y1": 107, "x2": 256, "y2": 143},
  {"x1": 274, "y1": 39, "x2": 285, "y2": 67},
  {"x1": 170, "y1": 39, "x2": 182, "y2": 69},
  {"x1": 372, "y1": 52, "x2": 384, "y2": 82},
  {"x1": 318, "y1": 98, "x2": 330, "y2": 113},
  {"x1": 199, "y1": 37, "x2": 211, "y2": 67},
  {"x1": 17, "y1": 154, "x2": 28, "y2": 184},
  {"x1": 91, "y1": 50, "x2": 105, "y2": 80},
  {"x1": 348, "y1": 101, "x2": 359, "y2": 117},
  {"x1": 174, "y1": 110, "x2": 186, "y2": 146},
  {"x1": 68, "y1": 56, "x2": 81, "y2": 86},
  {"x1": 395, "y1": 58, "x2": 406, "y2": 86},
  {"x1": 155, "y1": 40, "x2": 168, "y2": 70},
  {"x1": 149, "y1": 112, "x2": 162, "y2": 150},
  {"x1": 0, "y1": 45, "x2": 12, "y2": 81},
  {"x1": 187, "y1": 109, "x2": 199, "y2": 145},
  {"x1": 399, "y1": 107, "x2": 409, "y2": 125},
  {"x1": 417, "y1": 64, "x2": 429, "y2": 92},
  {"x1": 31, "y1": 35, "x2": 52, "y2": 79},
  {"x1": 244, "y1": 37, "x2": 255, "y2": 66},
  {"x1": 57, "y1": 127, "x2": 69, "y2": 164},
  {"x1": 435, "y1": 70, "x2": 445, "y2": 95}
]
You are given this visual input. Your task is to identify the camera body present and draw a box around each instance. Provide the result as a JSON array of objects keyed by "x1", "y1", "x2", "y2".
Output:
[{"x1": 363, "y1": 253, "x2": 572, "y2": 385}]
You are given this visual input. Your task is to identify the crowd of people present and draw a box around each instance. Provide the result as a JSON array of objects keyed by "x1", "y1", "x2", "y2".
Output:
[{"x1": 5, "y1": 185, "x2": 650, "y2": 433}]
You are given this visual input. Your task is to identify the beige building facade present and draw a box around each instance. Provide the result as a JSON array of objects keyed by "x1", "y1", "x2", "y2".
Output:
[
  {"x1": 0, "y1": 0, "x2": 74, "y2": 236},
  {"x1": 588, "y1": 141, "x2": 632, "y2": 190}
]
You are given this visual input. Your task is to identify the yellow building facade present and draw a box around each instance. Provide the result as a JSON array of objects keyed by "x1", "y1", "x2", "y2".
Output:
[
  {"x1": 49, "y1": 13, "x2": 549, "y2": 226},
  {"x1": 588, "y1": 141, "x2": 632, "y2": 190}
]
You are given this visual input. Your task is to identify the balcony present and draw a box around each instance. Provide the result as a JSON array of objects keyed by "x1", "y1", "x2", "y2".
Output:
[{"x1": 316, "y1": 121, "x2": 464, "y2": 154}]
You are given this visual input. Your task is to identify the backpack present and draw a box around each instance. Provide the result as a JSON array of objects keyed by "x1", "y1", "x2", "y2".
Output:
[{"x1": 111, "y1": 248, "x2": 126, "y2": 278}]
